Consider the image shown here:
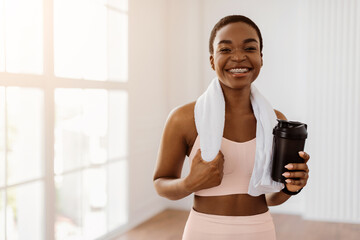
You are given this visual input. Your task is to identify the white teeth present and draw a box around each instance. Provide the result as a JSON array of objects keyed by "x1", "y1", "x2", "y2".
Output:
[{"x1": 229, "y1": 68, "x2": 249, "y2": 73}]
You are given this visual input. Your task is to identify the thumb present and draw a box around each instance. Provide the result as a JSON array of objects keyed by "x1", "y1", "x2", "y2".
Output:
[
  {"x1": 195, "y1": 149, "x2": 215, "y2": 163},
  {"x1": 194, "y1": 148, "x2": 203, "y2": 162},
  {"x1": 213, "y1": 150, "x2": 224, "y2": 165}
]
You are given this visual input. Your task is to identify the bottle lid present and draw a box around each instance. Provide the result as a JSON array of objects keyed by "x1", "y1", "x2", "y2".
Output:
[{"x1": 273, "y1": 119, "x2": 308, "y2": 139}]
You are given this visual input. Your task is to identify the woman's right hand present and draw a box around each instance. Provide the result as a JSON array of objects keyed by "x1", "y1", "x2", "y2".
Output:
[{"x1": 184, "y1": 149, "x2": 225, "y2": 193}]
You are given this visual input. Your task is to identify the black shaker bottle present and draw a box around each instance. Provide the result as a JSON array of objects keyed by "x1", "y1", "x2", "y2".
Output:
[{"x1": 271, "y1": 119, "x2": 308, "y2": 183}]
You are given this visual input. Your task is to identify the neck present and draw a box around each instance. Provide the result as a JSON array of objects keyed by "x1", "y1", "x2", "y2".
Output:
[{"x1": 219, "y1": 81, "x2": 253, "y2": 115}]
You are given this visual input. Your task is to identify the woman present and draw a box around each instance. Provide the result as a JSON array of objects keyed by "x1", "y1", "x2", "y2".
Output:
[{"x1": 153, "y1": 15, "x2": 310, "y2": 240}]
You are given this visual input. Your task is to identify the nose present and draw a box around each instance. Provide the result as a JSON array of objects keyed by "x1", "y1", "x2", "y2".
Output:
[{"x1": 231, "y1": 49, "x2": 247, "y2": 61}]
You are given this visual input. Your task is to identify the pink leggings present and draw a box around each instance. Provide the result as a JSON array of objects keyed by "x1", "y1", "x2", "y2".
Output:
[{"x1": 182, "y1": 208, "x2": 277, "y2": 240}]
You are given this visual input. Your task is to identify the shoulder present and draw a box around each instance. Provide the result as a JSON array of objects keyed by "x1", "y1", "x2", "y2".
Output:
[
  {"x1": 166, "y1": 101, "x2": 197, "y2": 135},
  {"x1": 274, "y1": 109, "x2": 287, "y2": 120},
  {"x1": 166, "y1": 101, "x2": 196, "y2": 126},
  {"x1": 164, "y1": 101, "x2": 197, "y2": 154}
]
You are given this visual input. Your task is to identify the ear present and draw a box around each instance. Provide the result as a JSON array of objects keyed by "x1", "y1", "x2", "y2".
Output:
[
  {"x1": 210, "y1": 55, "x2": 215, "y2": 70},
  {"x1": 260, "y1": 53, "x2": 263, "y2": 67}
]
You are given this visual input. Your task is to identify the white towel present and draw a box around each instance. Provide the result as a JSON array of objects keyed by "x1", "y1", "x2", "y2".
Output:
[{"x1": 194, "y1": 77, "x2": 284, "y2": 196}]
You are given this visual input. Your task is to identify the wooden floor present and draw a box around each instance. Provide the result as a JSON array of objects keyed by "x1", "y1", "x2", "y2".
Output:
[{"x1": 116, "y1": 209, "x2": 360, "y2": 240}]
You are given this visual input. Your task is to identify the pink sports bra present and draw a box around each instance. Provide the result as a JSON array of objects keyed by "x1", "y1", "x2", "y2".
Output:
[{"x1": 188, "y1": 135, "x2": 256, "y2": 196}]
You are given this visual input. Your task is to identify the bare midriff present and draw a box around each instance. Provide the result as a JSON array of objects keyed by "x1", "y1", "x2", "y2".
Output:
[{"x1": 193, "y1": 194, "x2": 269, "y2": 216}]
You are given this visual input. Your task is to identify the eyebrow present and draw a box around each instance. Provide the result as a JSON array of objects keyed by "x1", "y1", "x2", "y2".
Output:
[
  {"x1": 217, "y1": 40, "x2": 232, "y2": 45},
  {"x1": 217, "y1": 38, "x2": 258, "y2": 45}
]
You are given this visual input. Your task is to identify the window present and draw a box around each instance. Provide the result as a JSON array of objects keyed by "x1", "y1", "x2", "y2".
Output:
[{"x1": 0, "y1": 0, "x2": 128, "y2": 239}]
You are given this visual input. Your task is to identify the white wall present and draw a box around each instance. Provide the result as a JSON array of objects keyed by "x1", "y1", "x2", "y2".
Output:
[
  {"x1": 303, "y1": 0, "x2": 360, "y2": 224},
  {"x1": 165, "y1": 0, "x2": 203, "y2": 109},
  {"x1": 116, "y1": 0, "x2": 169, "y2": 236}
]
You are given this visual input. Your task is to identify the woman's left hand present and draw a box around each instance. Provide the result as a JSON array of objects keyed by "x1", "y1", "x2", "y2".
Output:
[{"x1": 282, "y1": 151, "x2": 310, "y2": 192}]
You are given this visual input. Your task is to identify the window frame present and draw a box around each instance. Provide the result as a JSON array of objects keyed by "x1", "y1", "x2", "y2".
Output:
[{"x1": 0, "y1": 0, "x2": 128, "y2": 239}]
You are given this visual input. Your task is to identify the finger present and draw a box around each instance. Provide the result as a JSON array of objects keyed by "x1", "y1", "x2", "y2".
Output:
[
  {"x1": 218, "y1": 161, "x2": 224, "y2": 174},
  {"x1": 215, "y1": 150, "x2": 225, "y2": 164},
  {"x1": 216, "y1": 154, "x2": 225, "y2": 171},
  {"x1": 285, "y1": 163, "x2": 309, "y2": 172},
  {"x1": 217, "y1": 150, "x2": 224, "y2": 159},
  {"x1": 195, "y1": 149, "x2": 213, "y2": 165},
  {"x1": 207, "y1": 152, "x2": 222, "y2": 168},
  {"x1": 285, "y1": 178, "x2": 307, "y2": 186},
  {"x1": 194, "y1": 149, "x2": 203, "y2": 162},
  {"x1": 283, "y1": 171, "x2": 308, "y2": 179},
  {"x1": 195, "y1": 148, "x2": 202, "y2": 157},
  {"x1": 282, "y1": 171, "x2": 308, "y2": 179},
  {"x1": 282, "y1": 171, "x2": 309, "y2": 179},
  {"x1": 219, "y1": 170, "x2": 224, "y2": 179},
  {"x1": 298, "y1": 151, "x2": 310, "y2": 163}
]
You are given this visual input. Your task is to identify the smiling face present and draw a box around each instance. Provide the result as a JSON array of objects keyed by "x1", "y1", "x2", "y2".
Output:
[{"x1": 210, "y1": 22, "x2": 263, "y2": 89}]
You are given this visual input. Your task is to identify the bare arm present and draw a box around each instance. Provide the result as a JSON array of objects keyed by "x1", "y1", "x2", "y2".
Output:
[{"x1": 153, "y1": 107, "x2": 192, "y2": 200}]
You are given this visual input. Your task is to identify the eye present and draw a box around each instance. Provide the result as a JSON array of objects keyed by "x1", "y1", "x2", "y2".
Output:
[
  {"x1": 219, "y1": 48, "x2": 231, "y2": 53},
  {"x1": 245, "y1": 47, "x2": 257, "y2": 51}
]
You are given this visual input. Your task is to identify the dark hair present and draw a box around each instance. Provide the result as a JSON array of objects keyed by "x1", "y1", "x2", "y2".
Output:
[{"x1": 209, "y1": 15, "x2": 263, "y2": 55}]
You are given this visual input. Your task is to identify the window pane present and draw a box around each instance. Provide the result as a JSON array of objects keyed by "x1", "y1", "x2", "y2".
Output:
[
  {"x1": 109, "y1": 91, "x2": 127, "y2": 159},
  {"x1": 55, "y1": 89, "x2": 108, "y2": 174},
  {"x1": 6, "y1": 87, "x2": 43, "y2": 185},
  {"x1": 0, "y1": 0, "x2": 5, "y2": 72},
  {"x1": 108, "y1": 160, "x2": 127, "y2": 230},
  {"x1": 54, "y1": 89, "x2": 83, "y2": 173},
  {"x1": 55, "y1": 173, "x2": 81, "y2": 240},
  {"x1": 5, "y1": 0, "x2": 43, "y2": 74},
  {"x1": 82, "y1": 89, "x2": 108, "y2": 166},
  {"x1": 0, "y1": 191, "x2": 4, "y2": 240},
  {"x1": 54, "y1": 0, "x2": 107, "y2": 80},
  {"x1": 0, "y1": 88, "x2": 4, "y2": 188},
  {"x1": 108, "y1": 12, "x2": 128, "y2": 82},
  {"x1": 54, "y1": 0, "x2": 128, "y2": 81},
  {"x1": 6, "y1": 181, "x2": 44, "y2": 240},
  {"x1": 83, "y1": 167, "x2": 106, "y2": 239}
]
